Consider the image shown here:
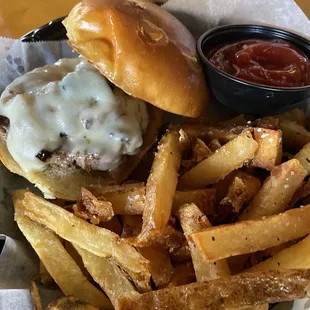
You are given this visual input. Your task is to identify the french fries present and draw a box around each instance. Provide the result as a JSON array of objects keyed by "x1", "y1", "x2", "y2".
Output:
[
  {"x1": 170, "y1": 241, "x2": 191, "y2": 262},
  {"x1": 252, "y1": 128, "x2": 282, "y2": 170},
  {"x1": 172, "y1": 189, "x2": 216, "y2": 215},
  {"x1": 178, "y1": 124, "x2": 243, "y2": 143},
  {"x1": 294, "y1": 141, "x2": 310, "y2": 176},
  {"x1": 118, "y1": 270, "x2": 310, "y2": 310},
  {"x1": 207, "y1": 139, "x2": 222, "y2": 152},
  {"x1": 13, "y1": 110, "x2": 310, "y2": 310},
  {"x1": 179, "y1": 132, "x2": 258, "y2": 189},
  {"x1": 276, "y1": 108, "x2": 306, "y2": 126},
  {"x1": 14, "y1": 211, "x2": 112, "y2": 309},
  {"x1": 191, "y1": 205, "x2": 310, "y2": 263},
  {"x1": 13, "y1": 190, "x2": 151, "y2": 291},
  {"x1": 289, "y1": 178, "x2": 310, "y2": 209},
  {"x1": 74, "y1": 246, "x2": 140, "y2": 303},
  {"x1": 178, "y1": 204, "x2": 266, "y2": 310},
  {"x1": 89, "y1": 184, "x2": 216, "y2": 217},
  {"x1": 139, "y1": 246, "x2": 174, "y2": 287},
  {"x1": 192, "y1": 138, "x2": 213, "y2": 162},
  {"x1": 30, "y1": 279, "x2": 43, "y2": 310},
  {"x1": 247, "y1": 235, "x2": 310, "y2": 272},
  {"x1": 279, "y1": 119, "x2": 310, "y2": 151},
  {"x1": 121, "y1": 215, "x2": 184, "y2": 249},
  {"x1": 64, "y1": 241, "x2": 91, "y2": 279},
  {"x1": 177, "y1": 204, "x2": 231, "y2": 282},
  {"x1": 138, "y1": 131, "x2": 182, "y2": 243},
  {"x1": 47, "y1": 296, "x2": 99, "y2": 310},
  {"x1": 162, "y1": 261, "x2": 196, "y2": 288},
  {"x1": 239, "y1": 159, "x2": 307, "y2": 221},
  {"x1": 88, "y1": 183, "x2": 145, "y2": 215},
  {"x1": 220, "y1": 172, "x2": 261, "y2": 214},
  {"x1": 74, "y1": 187, "x2": 114, "y2": 223}
]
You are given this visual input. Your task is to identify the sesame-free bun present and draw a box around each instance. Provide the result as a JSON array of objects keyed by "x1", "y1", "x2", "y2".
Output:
[{"x1": 63, "y1": 0, "x2": 209, "y2": 118}]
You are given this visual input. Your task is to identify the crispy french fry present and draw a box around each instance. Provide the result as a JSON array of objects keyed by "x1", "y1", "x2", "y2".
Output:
[
  {"x1": 139, "y1": 247, "x2": 174, "y2": 287},
  {"x1": 74, "y1": 245, "x2": 140, "y2": 304},
  {"x1": 88, "y1": 183, "x2": 145, "y2": 215},
  {"x1": 179, "y1": 132, "x2": 258, "y2": 189},
  {"x1": 294, "y1": 142, "x2": 310, "y2": 176},
  {"x1": 191, "y1": 205, "x2": 310, "y2": 263},
  {"x1": 207, "y1": 139, "x2": 222, "y2": 152},
  {"x1": 74, "y1": 188, "x2": 114, "y2": 223},
  {"x1": 289, "y1": 178, "x2": 310, "y2": 209},
  {"x1": 246, "y1": 241, "x2": 302, "y2": 272},
  {"x1": 87, "y1": 184, "x2": 216, "y2": 217},
  {"x1": 13, "y1": 190, "x2": 150, "y2": 291},
  {"x1": 177, "y1": 124, "x2": 243, "y2": 143},
  {"x1": 138, "y1": 131, "x2": 181, "y2": 242},
  {"x1": 14, "y1": 211, "x2": 112, "y2": 309},
  {"x1": 162, "y1": 261, "x2": 196, "y2": 288},
  {"x1": 252, "y1": 128, "x2": 282, "y2": 170},
  {"x1": 220, "y1": 172, "x2": 261, "y2": 214},
  {"x1": 118, "y1": 270, "x2": 310, "y2": 310},
  {"x1": 121, "y1": 215, "x2": 184, "y2": 250},
  {"x1": 192, "y1": 138, "x2": 213, "y2": 162},
  {"x1": 254, "y1": 117, "x2": 279, "y2": 130},
  {"x1": 170, "y1": 241, "x2": 191, "y2": 262},
  {"x1": 178, "y1": 129, "x2": 193, "y2": 151},
  {"x1": 239, "y1": 159, "x2": 306, "y2": 221},
  {"x1": 172, "y1": 189, "x2": 216, "y2": 215},
  {"x1": 47, "y1": 296, "x2": 99, "y2": 310},
  {"x1": 177, "y1": 204, "x2": 231, "y2": 282},
  {"x1": 30, "y1": 279, "x2": 43, "y2": 310},
  {"x1": 277, "y1": 108, "x2": 306, "y2": 126},
  {"x1": 247, "y1": 241, "x2": 295, "y2": 269},
  {"x1": 247, "y1": 235, "x2": 310, "y2": 272},
  {"x1": 279, "y1": 119, "x2": 310, "y2": 151}
]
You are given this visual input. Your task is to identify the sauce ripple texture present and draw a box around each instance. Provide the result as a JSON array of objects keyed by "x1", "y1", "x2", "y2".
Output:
[{"x1": 208, "y1": 39, "x2": 310, "y2": 87}]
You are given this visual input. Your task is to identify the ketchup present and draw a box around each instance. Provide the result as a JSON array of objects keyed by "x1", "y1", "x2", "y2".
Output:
[{"x1": 208, "y1": 39, "x2": 310, "y2": 87}]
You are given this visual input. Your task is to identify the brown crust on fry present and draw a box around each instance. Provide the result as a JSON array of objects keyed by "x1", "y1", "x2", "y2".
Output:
[
  {"x1": 118, "y1": 270, "x2": 310, "y2": 310},
  {"x1": 47, "y1": 296, "x2": 99, "y2": 310},
  {"x1": 75, "y1": 188, "x2": 114, "y2": 223},
  {"x1": 63, "y1": 0, "x2": 209, "y2": 117}
]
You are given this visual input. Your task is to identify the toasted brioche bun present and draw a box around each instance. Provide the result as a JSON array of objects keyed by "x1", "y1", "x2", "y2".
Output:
[
  {"x1": 0, "y1": 106, "x2": 162, "y2": 201},
  {"x1": 63, "y1": 0, "x2": 209, "y2": 117}
]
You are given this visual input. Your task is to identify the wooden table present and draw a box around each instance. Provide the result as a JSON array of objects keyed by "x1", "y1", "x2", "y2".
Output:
[{"x1": 0, "y1": 0, "x2": 309, "y2": 38}]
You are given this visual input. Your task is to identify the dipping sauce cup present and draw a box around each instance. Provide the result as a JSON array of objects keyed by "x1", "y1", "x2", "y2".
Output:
[{"x1": 197, "y1": 24, "x2": 310, "y2": 115}]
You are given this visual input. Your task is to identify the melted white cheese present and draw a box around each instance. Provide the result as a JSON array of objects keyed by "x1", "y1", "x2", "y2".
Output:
[{"x1": 0, "y1": 58, "x2": 149, "y2": 173}]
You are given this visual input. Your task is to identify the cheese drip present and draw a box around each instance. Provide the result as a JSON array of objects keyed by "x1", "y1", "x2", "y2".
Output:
[{"x1": 0, "y1": 58, "x2": 149, "y2": 173}]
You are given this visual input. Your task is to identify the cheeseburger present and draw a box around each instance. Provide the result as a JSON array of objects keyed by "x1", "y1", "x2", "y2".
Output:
[{"x1": 0, "y1": 0, "x2": 209, "y2": 200}]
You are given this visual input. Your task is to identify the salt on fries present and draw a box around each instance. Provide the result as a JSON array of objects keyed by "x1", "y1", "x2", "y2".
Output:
[
  {"x1": 191, "y1": 205, "x2": 310, "y2": 262},
  {"x1": 12, "y1": 109, "x2": 310, "y2": 310}
]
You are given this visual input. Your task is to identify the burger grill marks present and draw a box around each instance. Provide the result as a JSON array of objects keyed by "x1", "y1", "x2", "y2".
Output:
[{"x1": 0, "y1": 57, "x2": 149, "y2": 173}]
